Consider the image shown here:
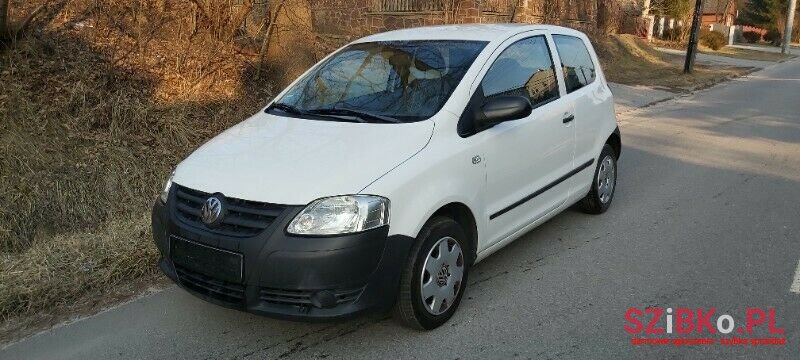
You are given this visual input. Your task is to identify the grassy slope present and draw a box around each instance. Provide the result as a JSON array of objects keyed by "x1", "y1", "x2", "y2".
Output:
[
  {"x1": 0, "y1": 0, "x2": 294, "y2": 326},
  {"x1": 595, "y1": 35, "x2": 752, "y2": 91}
]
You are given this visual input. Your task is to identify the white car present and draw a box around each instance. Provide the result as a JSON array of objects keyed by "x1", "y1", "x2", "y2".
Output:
[{"x1": 152, "y1": 24, "x2": 620, "y2": 330}]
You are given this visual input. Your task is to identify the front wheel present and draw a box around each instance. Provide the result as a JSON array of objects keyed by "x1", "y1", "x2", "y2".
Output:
[
  {"x1": 394, "y1": 216, "x2": 469, "y2": 330},
  {"x1": 579, "y1": 144, "x2": 618, "y2": 214}
]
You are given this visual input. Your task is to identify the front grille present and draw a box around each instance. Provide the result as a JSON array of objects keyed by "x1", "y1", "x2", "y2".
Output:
[
  {"x1": 259, "y1": 287, "x2": 364, "y2": 307},
  {"x1": 175, "y1": 265, "x2": 246, "y2": 305},
  {"x1": 173, "y1": 185, "x2": 287, "y2": 237}
]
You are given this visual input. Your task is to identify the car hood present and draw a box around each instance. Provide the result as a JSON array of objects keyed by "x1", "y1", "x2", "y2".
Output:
[{"x1": 173, "y1": 112, "x2": 434, "y2": 205}]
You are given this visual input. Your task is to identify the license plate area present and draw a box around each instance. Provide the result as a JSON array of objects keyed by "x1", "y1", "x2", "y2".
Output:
[{"x1": 170, "y1": 236, "x2": 243, "y2": 284}]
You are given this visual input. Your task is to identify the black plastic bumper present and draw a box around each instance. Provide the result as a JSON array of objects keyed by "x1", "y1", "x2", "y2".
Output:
[{"x1": 152, "y1": 195, "x2": 414, "y2": 321}]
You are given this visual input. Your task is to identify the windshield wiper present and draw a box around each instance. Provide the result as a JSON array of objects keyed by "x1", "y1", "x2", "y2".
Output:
[
  {"x1": 308, "y1": 108, "x2": 402, "y2": 123},
  {"x1": 268, "y1": 103, "x2": 368, "y2": 123},
  {"x1": 268, "y1": 102, "x2": 309, "y2": 115}
]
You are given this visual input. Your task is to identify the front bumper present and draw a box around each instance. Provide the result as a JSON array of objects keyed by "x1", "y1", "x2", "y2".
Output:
[{"x1": 151, "y1": 193, "x2": 414, "y2": 321}]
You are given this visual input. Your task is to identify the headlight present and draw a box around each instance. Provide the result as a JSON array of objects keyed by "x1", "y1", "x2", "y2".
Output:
[
  {"x1": 286, "y1": 195, "x2": 390, "y2": 235},
  {"x1": 159, "y1": 172, "x2": 174, "y2": 204}
]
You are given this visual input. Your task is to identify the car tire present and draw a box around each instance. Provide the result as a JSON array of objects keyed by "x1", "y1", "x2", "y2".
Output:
[
  {"x1": 579, "y1": 144, "x2": 618, "y2": 214},
  {"x1": 394, "y1": 216, "x2": 469, "y2": 330}
]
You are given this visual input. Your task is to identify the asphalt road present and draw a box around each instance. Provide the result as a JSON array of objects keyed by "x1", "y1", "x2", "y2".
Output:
[{"x1": 3, "y1": 59, "x2": 800, "y2": 359}]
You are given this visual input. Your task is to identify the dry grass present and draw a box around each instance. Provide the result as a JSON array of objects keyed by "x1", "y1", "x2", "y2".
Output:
[
  {"x1": 0, "y1": 37, "x2": 253, "y2": 253},
  {"x1": 0, "y1": 216, "x2": 158, "y2": 318},
  {"x1": 0, "y1": 0, "x2": 321, "y2": 329},
  {"x1": 1, "y1": 0, "x2": 285, "y2": 252},
  {"x1": 595, "y1": 34, "x2": 753, "y2": 91}
]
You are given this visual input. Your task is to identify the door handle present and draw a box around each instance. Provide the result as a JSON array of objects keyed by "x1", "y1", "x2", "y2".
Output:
[{"x1": 563, "y1": 115, "x2": 575, "y2": 124}]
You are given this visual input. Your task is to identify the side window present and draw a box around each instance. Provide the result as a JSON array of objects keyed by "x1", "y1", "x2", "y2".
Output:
[
  {"x1": 480, "y1": 36, "x2": 559, "y2": 108},
  {"x1": 552, "y1": 35, "x2": 596, "y2": 93}
]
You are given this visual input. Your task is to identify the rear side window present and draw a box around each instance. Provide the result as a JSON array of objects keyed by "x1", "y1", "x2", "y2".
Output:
[
  {"x1": 553, "y1": 35, "x2": 596, "y2": 93},
  {"x1": 480, "y1": 36, "x2": 559, "y2": 108}
]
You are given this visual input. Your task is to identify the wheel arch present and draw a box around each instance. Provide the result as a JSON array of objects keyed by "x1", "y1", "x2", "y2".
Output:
[
  {"x1": 430, "y1": 202, "x2": 479, "y2": 264},
  {"x1": 606, "y1": 127, "x2": 621, "y2": 159}
]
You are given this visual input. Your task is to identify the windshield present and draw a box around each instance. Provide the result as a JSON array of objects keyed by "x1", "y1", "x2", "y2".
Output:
[{"x1": 269, "y1": 40, "x2": 487, "y2": 123}]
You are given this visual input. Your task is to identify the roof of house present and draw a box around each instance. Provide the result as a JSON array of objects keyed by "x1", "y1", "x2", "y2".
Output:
[
  {"x1": 703, "y1": 0, "x2": 736, "y2": 15},
  {"x1": 354, "y1": 24, "x2": 585, "y2": 43}
]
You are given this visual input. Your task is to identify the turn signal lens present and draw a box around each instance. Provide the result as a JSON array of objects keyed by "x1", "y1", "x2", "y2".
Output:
[{"x1": 159, "y1": 172, "x2": 174, "y2": 204}]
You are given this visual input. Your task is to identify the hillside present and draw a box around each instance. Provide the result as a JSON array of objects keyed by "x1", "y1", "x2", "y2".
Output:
[
  {"x1": 0, "y1": 0, "x2": 302, "y2": 335},
  {"x1": 595, "y1": 34, "x2": 749, "y2": 90}
]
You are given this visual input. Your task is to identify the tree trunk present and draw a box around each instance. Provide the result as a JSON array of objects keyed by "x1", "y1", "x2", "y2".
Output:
[
  {"x1": 255, "y1": 0, "x2": 286, "y2": 79},
  {"x1": 641, "y1": 0, "x2": 651, "y2": 17},
  {"x1": 0, "y1": 0, "x2": 10, "y2": 38},
  {"x1": 509, "y1": 0, "x2": 521, "y2": 23},
  {"x1": 17, "y1": 3, "x2": 47, "y2": 37}
]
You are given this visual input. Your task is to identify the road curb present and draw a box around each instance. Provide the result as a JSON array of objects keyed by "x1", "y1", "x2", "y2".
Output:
[{"x1": 616, "y1": 56, "x2": 797, "y2": 126}]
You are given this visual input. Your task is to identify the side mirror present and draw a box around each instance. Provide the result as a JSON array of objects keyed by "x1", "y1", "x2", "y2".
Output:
[{"x1": 477, "y1": 96, "x2": 532, "y2": 129}]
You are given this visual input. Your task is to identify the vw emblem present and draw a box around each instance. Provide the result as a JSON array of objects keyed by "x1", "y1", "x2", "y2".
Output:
[{"x1": 200, "y1": 196, "x2": 224, "y2": 226}]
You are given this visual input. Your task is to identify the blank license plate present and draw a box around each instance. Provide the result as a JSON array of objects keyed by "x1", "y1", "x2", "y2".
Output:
[{"x1": 170, "y1": 236, "x2": 243, "y2": 283}]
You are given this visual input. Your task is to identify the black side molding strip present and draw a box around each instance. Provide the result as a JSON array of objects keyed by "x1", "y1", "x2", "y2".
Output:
[{"x1": 489, "y1": 159, "x2": 595, "y2": 220}]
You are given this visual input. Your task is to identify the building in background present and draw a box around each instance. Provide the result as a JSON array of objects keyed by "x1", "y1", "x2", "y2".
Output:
[{"x1": 702, "y1": 0, "x2": 738, "y2": 26}]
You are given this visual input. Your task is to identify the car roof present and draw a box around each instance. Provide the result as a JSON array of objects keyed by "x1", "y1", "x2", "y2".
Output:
[{"x1": 353, "y1": 24, "x2": 584, "y2": 43}]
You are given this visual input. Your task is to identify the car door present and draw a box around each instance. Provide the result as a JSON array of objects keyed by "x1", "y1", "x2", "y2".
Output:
[
  {"x1": 473, "y1": 33, "x2": 575, "y2": 250},
  {"x1": 552, "y1": 34, "x2": 609, "y2": 173}
]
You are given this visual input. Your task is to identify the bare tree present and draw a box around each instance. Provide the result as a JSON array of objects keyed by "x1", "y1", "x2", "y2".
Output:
[
  {"x1": 0, "y1": 0, "x2": 49, "y2": 42},
  {"x1": 509, "y1": 0, "x2": 522, "y2": 23},
  {"x1": 190, "y1": 0, "x2": 254, "y2": 41},
  {"x1": 440, "y1": 0, "x2": 465, "y2": 24},
  {"x1": 255, "y1": 0, "x2": 315, "y2": 80},
  {"x1": 0, "y1": 0, "x2": 9, "y2": 39},
  {"x1": 256, "y1": 0, "x2": 286, "y2": 79}
]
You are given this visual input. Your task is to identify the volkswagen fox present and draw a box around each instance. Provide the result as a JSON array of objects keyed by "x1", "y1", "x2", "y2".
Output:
[{"x1": 151, "y1": 24, "x2": 621, "y2": 330}]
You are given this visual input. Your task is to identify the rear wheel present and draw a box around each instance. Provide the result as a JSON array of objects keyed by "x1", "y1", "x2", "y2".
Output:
[
  {"x1": 579, "y1": 144, "x2": 617, "y2": 214},
  {"x1": 394, "y1": 216, "x2": 469, "y2": 330}
]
